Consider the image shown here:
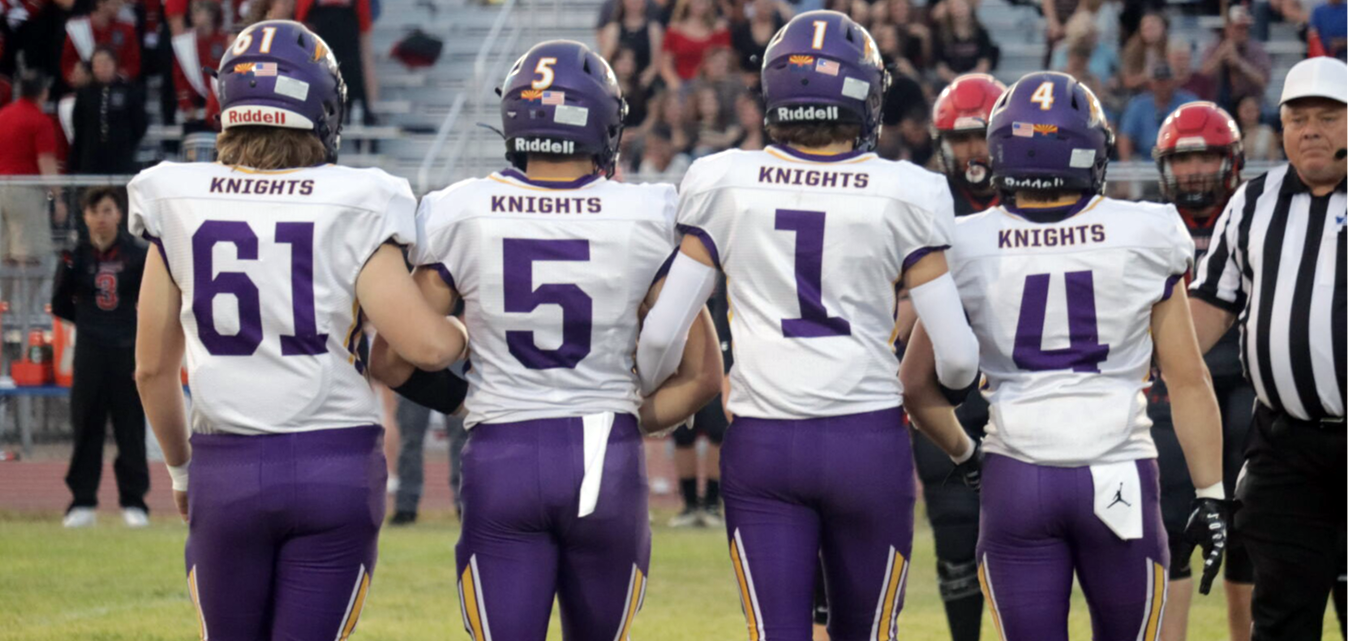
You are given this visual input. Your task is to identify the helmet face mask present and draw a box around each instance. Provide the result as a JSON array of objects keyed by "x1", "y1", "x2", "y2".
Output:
[
  {"x1": 1160, "y1": 150, "x2": 1228, "y2": 212},
  {"x1": 216, "y1": 20, "x2": 347, "y2": 163},
  {"x1": 499, "y1": 41, "x2": 627, "y2": 178},
  {"x1": 760, "y1": 10, "x2": 890, "y2": 152}
]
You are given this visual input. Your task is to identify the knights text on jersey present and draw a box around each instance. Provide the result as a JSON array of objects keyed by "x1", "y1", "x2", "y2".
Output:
[
  {"x1": 677, "y1": 146, "x2": 955, "y2": 420},
  {"x1": 413, "y1": 169, "x2": 678, "y2": 428},
  {"x1": 128, "y1": 162, "x2": 417, "y2": 435},
  {"x1": 948, "y1": 196, "x2": 1194, "y2": 466}
]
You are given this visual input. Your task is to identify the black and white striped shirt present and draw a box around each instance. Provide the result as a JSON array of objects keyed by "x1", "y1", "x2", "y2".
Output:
[{"x1": 1191, "y1": 164, "x2": 1346, "y2": 421}]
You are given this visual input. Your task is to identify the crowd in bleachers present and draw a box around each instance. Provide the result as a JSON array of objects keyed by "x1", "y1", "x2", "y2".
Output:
[
  {"x1": 0, "y1": 0, "x2": 380, "y2": 181},
  {"x1": 600, "y1": 0, "x2": 1347, "y2": 180}
]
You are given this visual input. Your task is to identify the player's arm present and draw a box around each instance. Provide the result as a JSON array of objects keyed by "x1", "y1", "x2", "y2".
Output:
[
  {"x1": 634, "y1": 235, "x2": 719, "y2": 395},
  {"x1": 903, "y1": 250, "x2": 979, "y2": 390},
  {"x1": 638, "y1": 297, "x2": 723, "y2": 434},
  {"x1": 899, "y1": 321, "x2": 978, "y2": 458},
  {"x1": 1153, "y1": 285, "x2": 1229, "y2": 594},
  {"x1": 133, "y1": 247, "x2": 191, "y2": 522},
  {"x1": 367, "y1": 261, "x2": 469, "y2": 414}
]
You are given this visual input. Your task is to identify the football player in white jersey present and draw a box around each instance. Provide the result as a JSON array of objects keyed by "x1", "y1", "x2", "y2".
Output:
[
  {"x1": 900, "y1": 71, "x2": 1230, "y2": 641},
  {"x1": 131, "y1": 21, "x2": 467, "y2": 640},
  {"x1": 635, "y1": 11, "x2": 982, "y2": 640},
  {"x1": 368, "y1": 40, "x2": 722, "y2": 640}
]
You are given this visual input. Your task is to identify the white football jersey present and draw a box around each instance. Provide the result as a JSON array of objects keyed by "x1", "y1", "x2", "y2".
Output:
[
  {"x1": 948, "y1": 196, "x2": 1195, "y2": 466},
  {"x1": 413, "y1": 169, "x2": 678, "y2": 428},
  {"x1": 678, "y1": 146, "x2": 955, "y2": 420},
  {"x1": 128, "y1": 162, "x2": 416, "y2": 435}
]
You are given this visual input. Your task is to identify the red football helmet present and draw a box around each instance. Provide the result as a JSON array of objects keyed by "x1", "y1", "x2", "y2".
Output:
[
  {"x1": 932, "y1": 74, "x2": 1007, "y2": 186},
  {"x1": 1153, "y1": 101, "x2": 1244, "y2": 215}
]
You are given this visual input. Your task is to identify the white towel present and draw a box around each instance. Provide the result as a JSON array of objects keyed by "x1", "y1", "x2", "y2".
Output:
[
  {"x1": 578, "y1": 412, "x2": 615, "y2": 518},
  {"x1": 172, "y1": 31, "x2": 209, "y2": 98},
  {"x1": 1091, "y1": 461, "x2": 1143, "y2": 540},
  {"x1": 65, "y1": 18, "x2": 95, "y2": 61}
]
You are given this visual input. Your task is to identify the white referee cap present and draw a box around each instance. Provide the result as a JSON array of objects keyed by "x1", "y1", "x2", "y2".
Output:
[{"x1": 1280, "y1": 57, "x2": 1348, "y2": 106}]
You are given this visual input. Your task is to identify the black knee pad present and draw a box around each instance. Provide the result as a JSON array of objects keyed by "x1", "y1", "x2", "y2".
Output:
[
  {"x1": 937, "y1": 558, "x2": 982, "y2": 602},
  {"x1": 1167, "y1": 536, "x2": 1194, "y2": 580}
]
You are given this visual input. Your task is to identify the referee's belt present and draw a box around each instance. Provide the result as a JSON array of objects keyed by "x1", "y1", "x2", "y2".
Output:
[{"x1": 1258, "y1": 403, "x2": 1345, "y2": 430}]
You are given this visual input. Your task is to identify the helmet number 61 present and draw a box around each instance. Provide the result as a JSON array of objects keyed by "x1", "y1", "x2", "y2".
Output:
[{"x1": 1030, "y1": 81, "x2": 1054, "y2": 111}]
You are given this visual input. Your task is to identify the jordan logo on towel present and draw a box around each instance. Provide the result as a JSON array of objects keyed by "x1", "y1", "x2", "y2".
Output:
[{"x1": 1107, "y1": 483, "x2": 1131, "y2": 509}]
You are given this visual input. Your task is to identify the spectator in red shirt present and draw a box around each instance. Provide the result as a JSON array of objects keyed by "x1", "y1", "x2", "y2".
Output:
[
  {"x1": 0, "y1": 71, "x2": 65, "y2": 264},
  {"x1": 660, "y1": 0, "x2": 729, "y2": 91},
  {"x1": 61, "y1": 0, "x2": 142, "y2": 83},
  {"x1": 171, "y1": 0, "x2": 227, "y2": 130}
]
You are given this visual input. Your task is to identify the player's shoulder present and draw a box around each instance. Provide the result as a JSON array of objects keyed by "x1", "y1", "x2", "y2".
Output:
[
  {"x1": 1094, "y1": 196, "x2": 1183, "y2": 231},
  {"x1": 418, "y1": 175, "x2": 489, "y2": 228},
  {"x1": 680, "y1": 148, "x2": 762, "y2": 194},
  {"x1": 129, "y1": 160, "x2": 204, "y2": 197},
  {"x1": 315, "y1": 164, "x2": 414, "y2": 203},
  {"x1": 864, "y1": 156, "x2": 952, "y2": 212}
]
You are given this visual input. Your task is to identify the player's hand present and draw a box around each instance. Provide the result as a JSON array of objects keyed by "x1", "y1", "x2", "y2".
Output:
[
  {"x1": 1180, "y1": 498, "x2": 1229, "y2": 595},
  {"x1": 173, "y1": 490, "x2": 189, "y2": 524},
  {"x1": 946, "y1": 439, "x2": 983, "y2": 493}
]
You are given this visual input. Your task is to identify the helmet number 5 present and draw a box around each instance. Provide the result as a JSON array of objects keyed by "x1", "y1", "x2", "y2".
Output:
[
  {"x1": 811, "y1": 21, "x2": 827, "y2": 49},
  {"x1": 1030, "y1": 81, "x2": 1054, "y2": 111},
  {"x1": 532, "y1": 58, "x2": 557, "y2": 90}
]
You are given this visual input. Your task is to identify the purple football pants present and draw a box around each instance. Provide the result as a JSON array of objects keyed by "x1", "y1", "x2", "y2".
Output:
[
  {"x1": 184, "y1": 425, "x2": 386, "y2": 641},
  {"x1": 721, "y1": 406, "x2": 916, "y2": 641},
  {"x1": 977, "y1": 454, "x2": 1170, "y2": 641},
  {"x1": 455, "y1": 413, "x2": 650, "y2": 641}
]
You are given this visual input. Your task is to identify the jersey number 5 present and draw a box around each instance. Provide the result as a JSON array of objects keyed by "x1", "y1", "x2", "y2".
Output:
[
  {"x1": 776, "y1": 209, "x2": 851, "y2": 338},
  {"x1": 193, "y1": 221, "x2": 327, "y2": 357},
  {"x1": 1012, "y1": 270, "x2": 1109, "y2": 372},
  {"x1": 503, "y1": 238, "x2": 592, "y2": 369}
]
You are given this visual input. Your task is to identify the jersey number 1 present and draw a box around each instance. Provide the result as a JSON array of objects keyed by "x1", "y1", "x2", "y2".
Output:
[
  {"x1": 1012, "y1": 270, "x2": 1109, "y2": 372},
  {"x1": 776, "y1": 209, "x2": 851, "y2": 338},
  {"x1": 193, "y1": 221, "x2": 327, "y2": 357}
]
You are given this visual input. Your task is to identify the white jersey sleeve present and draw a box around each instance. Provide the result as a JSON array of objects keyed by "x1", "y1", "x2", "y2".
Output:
[
  {"x1": 948, "y1": 197, "x2": 1194, "y2": 466},
  {"x1": 676, "y1": 146, "x2": 953, "y2": 419},
  {"x1": 129, "y1": 161, "x2": 416, "y2": 435},
  {"x1": 415, "y1": 171, "x2": 678, "y2": 427}
]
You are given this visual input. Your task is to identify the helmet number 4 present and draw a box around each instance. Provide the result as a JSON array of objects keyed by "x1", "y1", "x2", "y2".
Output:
[
  {"x1": 532, "y1": 57, "x2": 557, "y2": 90},
  {"x1": 1030, "y1": 81, "x2": 1054, "y2": 111},
  {"x1": 811, "y1": 20, "x2": 827, "y2": 49},
  {"x1": 232, "y1": 25, "x2": 277, "y2": 56}
]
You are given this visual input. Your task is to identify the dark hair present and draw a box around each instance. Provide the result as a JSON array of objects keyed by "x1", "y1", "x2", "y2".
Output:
[
  {"x1": 91, "y1": 44, "x2": 119, "y2": 66},
  {"x1": 766, "y1": 122, "x2": 862, "y2": 148},
  {"x1": 18, "y1": 70, "x2": 51, "y2": 100},
  {"x1": 81, "y1": 186, "x2": 123, "y2": 214}
]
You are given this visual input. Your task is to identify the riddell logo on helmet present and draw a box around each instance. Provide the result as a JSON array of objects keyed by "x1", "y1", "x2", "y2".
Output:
[
  {"x1": 1000, "y1": 176, "x2": 1067, "y2": 190},
  {"x1": 776, "y1": 106, "x2": 839, "y2": 122},
  {"x1": 514, "y1": 138, "x2": 575, "y2": 154},
  {"x1": 228, "y1": 109, "x2": 287, "y2": 125}
]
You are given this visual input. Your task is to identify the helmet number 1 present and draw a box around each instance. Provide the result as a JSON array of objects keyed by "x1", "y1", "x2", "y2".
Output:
[
  {"x1": 811, "y1": 20, "x2": 827, "y2": 49},
  {"x1": 1030, "y1": 81, "x2": 1054, "y2": 111},
  {"x1": 532, "y1": 57, "x2": 557, "y2": 90}
]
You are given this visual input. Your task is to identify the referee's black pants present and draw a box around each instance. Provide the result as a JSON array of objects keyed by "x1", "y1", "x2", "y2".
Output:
[
  {"x1": 1237, "y1": 403, "x2": 1346, "y2": 640},
  {"x1": 64, "y1": 342, "x2": 148, "y2": 512}
]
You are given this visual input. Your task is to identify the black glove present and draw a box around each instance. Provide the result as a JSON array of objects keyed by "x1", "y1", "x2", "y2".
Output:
[
  {"x1": 1179, "y1": 497, "x2": 1230, "y2": 595},
  {"x1": 945, "y1": 439, "x2": 983, "y2": 493},
  {"x1": 392, "y1": 367, "x2": 469, "y2": 415}
]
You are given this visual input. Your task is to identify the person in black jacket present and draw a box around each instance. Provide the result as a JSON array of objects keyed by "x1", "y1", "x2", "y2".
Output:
[
  {"x1": 70, "y1": 46, "x2": 147, "y2": 175},
  {"x1": 56, "y1": 186, "x2": 150, "y2": 529}
]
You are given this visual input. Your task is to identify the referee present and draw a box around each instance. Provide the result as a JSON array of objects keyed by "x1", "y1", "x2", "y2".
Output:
[{"x1": 1190, "y1": 56, "x2": 1346, "y2": 641}]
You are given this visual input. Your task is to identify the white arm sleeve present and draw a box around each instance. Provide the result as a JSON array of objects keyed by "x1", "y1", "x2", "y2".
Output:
[
  {"x1": 909, "y1": 272, "x2": 980, "y2": 390},
  {"x1": 636, "y1": 253, "x2": 718, "y2": 396}
]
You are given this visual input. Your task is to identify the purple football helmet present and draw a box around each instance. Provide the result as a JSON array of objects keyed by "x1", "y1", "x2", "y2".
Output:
[
  {"x1": 216, "y1": 20, "x2": 346, "y2": 162},
  {"x1": 987, "y1": 71, "x2": 1114, "y2": 195},
  {"x1": 761, "y1": 10, "x2": 889, "y2": 151},
  {"x1": 500, "y1": 40, "x2": 627, "y2": 177}
]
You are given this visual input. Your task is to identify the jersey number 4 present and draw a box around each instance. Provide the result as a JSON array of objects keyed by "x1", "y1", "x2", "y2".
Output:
[
  {"x1": 193, "y1": 221, "x2": 327, "y2": 357},
  {"x1": 776, "y1": 209, "x2": 851, "y2": 338},
  {"x1": 1012, "y1": 270, "x2": 1109, "y2": 372},
  {"x1": 503, "y1": 238, "x2": 592, "y2": 369}
]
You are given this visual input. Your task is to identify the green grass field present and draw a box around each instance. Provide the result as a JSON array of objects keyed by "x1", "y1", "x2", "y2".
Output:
[{"x1": 0, "y1": 507, "x2": 1300, "y2": 640}]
